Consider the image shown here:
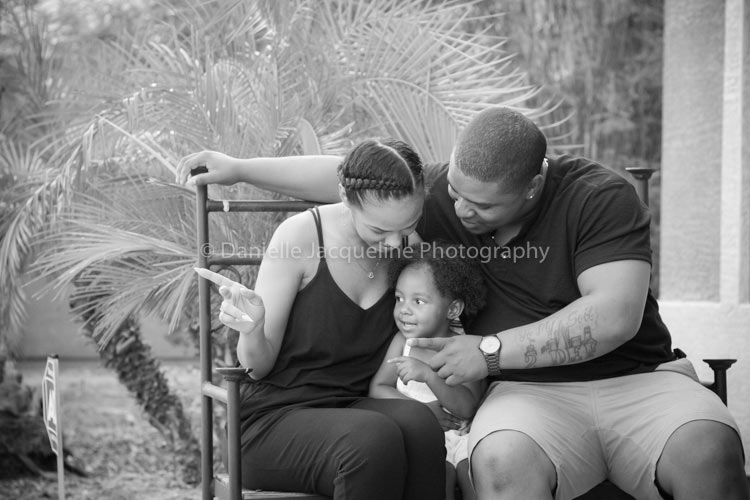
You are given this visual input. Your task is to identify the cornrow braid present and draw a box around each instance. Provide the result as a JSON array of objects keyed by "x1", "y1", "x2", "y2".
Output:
[
  {"x1": 337, "y1": 138, "x2": 424, "y2": 208},
  {"x1": 340, "y1": 176, "x2": 413, "y2": 191}
]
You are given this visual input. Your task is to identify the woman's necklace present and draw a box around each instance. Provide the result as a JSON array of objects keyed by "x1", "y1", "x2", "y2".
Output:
[
  {"x1": 339, "y1": 205, "x2": 382, "y2": 279},
  {"x1": 354, "y1": 257, "x2": 381, "y2": 279}
]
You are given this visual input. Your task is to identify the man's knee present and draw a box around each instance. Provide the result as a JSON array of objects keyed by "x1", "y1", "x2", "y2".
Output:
[
  {"x1": 661, "y1": 420, "x2": 744, "y2": 470},
  {"x1": 658, "y1": 420, "x2": 747, "y2": 497},
  {"x1": 471, "y1": 430, "x2": 556, "y2": 494}
]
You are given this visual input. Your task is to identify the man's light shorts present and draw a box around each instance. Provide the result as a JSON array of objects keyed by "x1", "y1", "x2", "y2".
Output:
[{"x1": 468, "y1": 358, "x2": 742, "y2": 500}]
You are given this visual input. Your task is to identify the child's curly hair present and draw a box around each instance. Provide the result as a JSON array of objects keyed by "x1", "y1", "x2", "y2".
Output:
[{"x1": 387, "y1": 242, "x2": 487, "y2": 316}]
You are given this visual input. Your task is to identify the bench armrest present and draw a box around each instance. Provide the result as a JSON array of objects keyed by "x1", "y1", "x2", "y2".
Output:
[{"x1": 702, "y1": 358, "x2": 737, "y2": 405}]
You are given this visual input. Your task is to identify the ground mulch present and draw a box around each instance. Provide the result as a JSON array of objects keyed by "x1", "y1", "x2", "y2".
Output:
[{"x1": 1, "y1": 359, "x2": 203, "y2": 500}]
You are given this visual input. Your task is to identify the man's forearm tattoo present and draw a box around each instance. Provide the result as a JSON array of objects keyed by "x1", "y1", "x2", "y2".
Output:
[{"x1": 519, "y1": 306, "x2": 599, "y2": 368}]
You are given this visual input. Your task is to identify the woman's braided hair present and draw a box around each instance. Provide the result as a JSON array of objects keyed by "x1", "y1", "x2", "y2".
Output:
[{"x1": 338, "y1": 139, "x2": 424, "y2": 207}]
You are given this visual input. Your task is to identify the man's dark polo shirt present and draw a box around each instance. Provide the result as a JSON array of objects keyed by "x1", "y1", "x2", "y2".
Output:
[{"x1": 416, "y1": 156, "x2": 674, "y2": 382}]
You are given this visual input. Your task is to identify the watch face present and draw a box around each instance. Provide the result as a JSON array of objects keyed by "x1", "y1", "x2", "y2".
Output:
[{"x1": 480, "y1": 335, "x2": 501, "y2": 353}]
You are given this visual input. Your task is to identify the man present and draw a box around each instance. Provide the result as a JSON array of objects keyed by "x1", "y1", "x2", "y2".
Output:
[{"x1": 178, "y1": 107, "x2": 748, "y2": 499}]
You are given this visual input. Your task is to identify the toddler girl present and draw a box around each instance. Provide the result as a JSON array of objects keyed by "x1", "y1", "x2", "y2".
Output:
[{"x1": 370, "y1": 242, "x2": 487, "y2": 500}]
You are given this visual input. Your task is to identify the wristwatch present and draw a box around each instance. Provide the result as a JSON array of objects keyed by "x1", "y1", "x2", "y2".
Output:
[{"x1": 479, "y1": 334, "x2": 502, "y2": 377}]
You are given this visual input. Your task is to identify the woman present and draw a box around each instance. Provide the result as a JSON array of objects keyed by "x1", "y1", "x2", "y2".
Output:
[{"x1": 183, "y1": 140, "x2": 445, "y2": 500}]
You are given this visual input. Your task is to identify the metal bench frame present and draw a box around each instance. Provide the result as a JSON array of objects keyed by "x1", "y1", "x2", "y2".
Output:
[{"x1": 195, "y1": 179, "x2": 325, "y2": 500}]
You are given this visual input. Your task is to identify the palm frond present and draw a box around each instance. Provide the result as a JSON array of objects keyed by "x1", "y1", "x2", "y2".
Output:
[
  {"x1": 32, "y1": 176, "x2": 198, "y2": 346},
  {"x1": 0, "y1": 139, "x2": 77, "y2": 352},
  {"x1": 299, "y1": 0, "x2": 567, "y2": 161}
]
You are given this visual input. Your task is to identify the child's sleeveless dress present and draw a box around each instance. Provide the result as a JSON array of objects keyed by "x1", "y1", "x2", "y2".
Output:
[{"x1": 396, "y1": 343, "x2": 471, "y2": 467}]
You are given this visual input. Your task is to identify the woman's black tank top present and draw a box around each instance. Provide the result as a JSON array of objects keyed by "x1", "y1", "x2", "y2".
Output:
[{"x1": 239, "y1": 207, "x2": 396, "y2": 429}]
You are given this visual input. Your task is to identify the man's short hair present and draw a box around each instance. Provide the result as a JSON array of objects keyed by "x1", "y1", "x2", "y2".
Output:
[{"x1": 453, "y1": 107, "x2": 547, "y2": 192}]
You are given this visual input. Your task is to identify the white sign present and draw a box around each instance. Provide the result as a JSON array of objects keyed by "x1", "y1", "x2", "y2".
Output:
[
  {"x1": 41, "y1": 356, "x2": 65, "y2": 499},
  {"x1": 42, "y1": 356, "x2": 65, "y2": 500},
  {"x1": 42, "y1": 357, "x2": 61, "y2": 454}
]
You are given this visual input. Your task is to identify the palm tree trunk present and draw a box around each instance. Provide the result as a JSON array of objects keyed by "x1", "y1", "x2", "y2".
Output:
[{"x1": 72, "y1": 279, "x2": 200, "y2": 485}]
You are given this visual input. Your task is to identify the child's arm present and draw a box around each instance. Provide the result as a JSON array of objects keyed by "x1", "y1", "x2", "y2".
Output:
[
  {"x1": 427, "y1": 375, "x2": 486, "y2": 420},
  {"x1": 389, "y1": 355, "x2": 485, "y2": 420},
  {"x1": 369, "y1": 333, "x2": 410, "y2": 399}
]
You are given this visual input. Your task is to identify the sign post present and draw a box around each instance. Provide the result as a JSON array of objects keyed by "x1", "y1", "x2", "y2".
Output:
[{"x1": 42, "y1": 355, "x2": 65, "y2": 500}]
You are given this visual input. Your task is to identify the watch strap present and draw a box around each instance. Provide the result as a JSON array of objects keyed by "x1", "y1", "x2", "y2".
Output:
[
  {"x1": 481, "y1": 335, "x2": 502, "y2": 377},
  {"x1": 485, "y1": 350, "x2": 501, "y2": 377}
]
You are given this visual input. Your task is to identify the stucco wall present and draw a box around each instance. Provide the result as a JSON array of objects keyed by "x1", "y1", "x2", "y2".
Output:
[
  {"x1": 662, "y1": 0, "x2": 750, "y2": 474},
  {"x1": 661, "y1": 0, "x2": 724, "y2": 301}
]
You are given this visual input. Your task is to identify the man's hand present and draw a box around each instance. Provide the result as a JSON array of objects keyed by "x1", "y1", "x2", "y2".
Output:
[
  {"x1": 176, "y1": 151, "x2": 240, "y2": 186},
  {"x1": 388, "y1": 356, "x2": 433, "y2": 384},
  {"x1": 407, "y1": 335, "x2": 488, "y2": 385}
]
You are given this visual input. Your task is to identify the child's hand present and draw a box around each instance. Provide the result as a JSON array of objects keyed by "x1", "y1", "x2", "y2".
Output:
[
  {"x1": 388, "y1": 356, "x2": 432, "y2": 384},
  {"x1": 425, "y1": 401, "x2": 465, "y2": 431}
]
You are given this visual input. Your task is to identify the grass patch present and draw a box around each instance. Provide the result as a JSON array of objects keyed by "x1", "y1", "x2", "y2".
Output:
[{"x1": 1, "y1": 359, "x2": 202, "y2": 500}]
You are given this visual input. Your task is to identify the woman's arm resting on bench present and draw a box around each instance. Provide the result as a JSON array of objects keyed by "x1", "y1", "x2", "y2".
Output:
[{"x1": 177, "y1": 150, "x2": 342, "y2": 203}]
